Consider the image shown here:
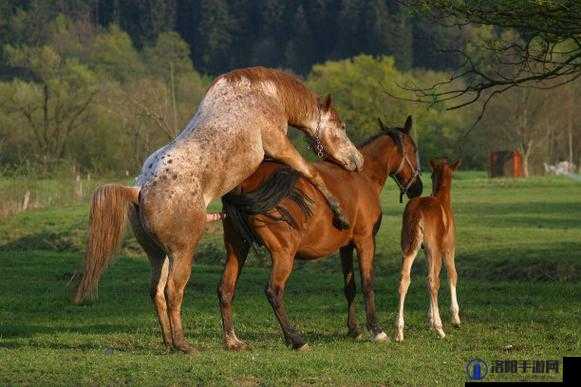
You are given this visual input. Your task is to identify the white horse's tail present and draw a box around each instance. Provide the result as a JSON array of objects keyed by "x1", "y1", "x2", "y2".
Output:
[{"x1": 72, "y1": 185, "x2": 140, "y2": 304}]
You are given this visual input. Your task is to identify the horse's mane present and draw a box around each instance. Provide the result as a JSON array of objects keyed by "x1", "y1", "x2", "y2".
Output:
[
  {"x1": 358, "y1": 131, "x2": 404, "y2": 155},
  {"x1": 215, "y1": 67, "x2": 318, "y2": 122},
  {"x1": 222, "y1": 166, "x2": 313, "y2": 247}
]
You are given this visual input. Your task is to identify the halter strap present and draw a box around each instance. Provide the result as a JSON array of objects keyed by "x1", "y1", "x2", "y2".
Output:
[
  {"x1": 390, "y1": 143, "x2": 421, "y2": 203},
  {"x1": 312, "y1": 107, "x2": 325, "y2": 158}
]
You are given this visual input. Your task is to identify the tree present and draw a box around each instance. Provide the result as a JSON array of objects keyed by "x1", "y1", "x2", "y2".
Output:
[
  {"x1": 1, "y1": 45, "x2": 100, "y2": 168},
  {"x1": 334, "y1": 0, "x2": 363, "y2": 59},
  {"x1": 480, "y1": 86, "x2": 569, "y2": 176},
  {"x1": 197, "y1": 0, "x2": 233, "y2": 73},
  {"x1": 89, "y1": 24, "x2": 144, "y2": 82},
  {"x1": 401, "y1": 0, "x2": 581, "y2": 111},
  {"x1": 284, "y1": 5, "x2": 316, "y2": 73},
  {"x1": 144, "y1": 31, "x2": 194, "y2": 81},
  {"x1": 307, "y1": 55, "x2": 478, "y2": 167}
]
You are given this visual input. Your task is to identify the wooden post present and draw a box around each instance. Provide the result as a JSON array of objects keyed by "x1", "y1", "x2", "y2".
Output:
[{"x1": 22, "y1": 191, "x2": 30, "y2": 211}]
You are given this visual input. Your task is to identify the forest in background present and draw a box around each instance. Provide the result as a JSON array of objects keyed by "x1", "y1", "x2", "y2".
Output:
[{"x1": 0, "y1": 0, "x2": 579, "y2": 177}]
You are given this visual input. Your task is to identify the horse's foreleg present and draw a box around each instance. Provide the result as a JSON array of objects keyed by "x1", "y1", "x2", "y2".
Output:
[
  {"x1": 264, "y1": 253, "x2": 306, "y2": 350},
  {"x1": 354, "y1": 237, "x2": 387, "y2": 342},
  {"x1": 218, "y1": 219, "x2": 250, "y2": 351},
  {"x1": 340, "y1": 245, "x2": 361, "y2": 339},
  {"x1": 262, "y1": 133, "x2": 350, "y2": 229}
]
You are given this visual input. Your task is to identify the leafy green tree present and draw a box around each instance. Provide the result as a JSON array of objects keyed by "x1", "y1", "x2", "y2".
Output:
[
  {"x1": 89, "y1": 24, "x2": 144, "y2": 82},
  {"x1": 144, "y1": 31, "x2": 193, "y2": 81},
  {"x1": 307, "y1": 55, "x2": 479, "y2": 167},
  {"x1": 1, "y1": 44, "x2": 100, "y2": 169},
  {"x1": 403, "y1": 0, "x2": 581, "y2": 108}
]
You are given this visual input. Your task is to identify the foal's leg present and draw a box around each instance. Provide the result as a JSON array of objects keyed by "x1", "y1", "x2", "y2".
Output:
[
  {"x1": 354, "y1": 237, "x2": 387, "y2": 342},
  {"x1": 218, "y1": 219, "x2": 250, "y2": 351},
  {"x1": 129, "y1": 207, "x2": 172, "y2": 348},
  {"x1": 426, "y1": 248, "x2": 445, "y2": 338},
  {"x1": 262, "y1": 132, "x2": 350, "y2": 229},
  {"x1": 264, "y1": 253, "x2": 307, "y2": 350},
  {"x1": 340, "y1": 245, "x2": 362, "y2": 339},
  {"x1": 444, "y1": 249, "x2": 461, "y2": 327},
  {"x1": 395, "y1": 247, "x2": 420, "y2": 342}
]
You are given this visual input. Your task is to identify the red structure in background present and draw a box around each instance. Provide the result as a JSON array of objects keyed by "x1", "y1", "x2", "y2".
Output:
[{"x1": 489, "y1": 150, "x2": 524, "y2": 178}]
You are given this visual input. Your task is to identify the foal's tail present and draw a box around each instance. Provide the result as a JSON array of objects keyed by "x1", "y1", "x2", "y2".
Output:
[
  {"x1": 401, "y1": 207, "x2": 423, "y2": 255},
  {"x1": 72, "y1": 184, "x2": 140, "y2": 304}
]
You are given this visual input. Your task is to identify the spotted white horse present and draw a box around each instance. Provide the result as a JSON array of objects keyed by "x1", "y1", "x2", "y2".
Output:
[{"x1": 73, "y1": 67, "x2": 363, "y2": 353}]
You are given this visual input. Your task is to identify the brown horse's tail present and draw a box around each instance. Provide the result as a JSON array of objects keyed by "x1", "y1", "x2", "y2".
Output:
[{"x1": 72, "y1": 184, "x2": 140, "y2": 304}]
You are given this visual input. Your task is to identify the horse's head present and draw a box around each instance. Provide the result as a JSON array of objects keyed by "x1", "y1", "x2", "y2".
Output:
[
  {"x1": 378, "y1": 115, "x2": 423, "y2": 200},
  {"x1": 429, "y1": 158, "x2": 461, "y2": 194},
  {"x1": 310, "y1": 95, "x2": 364, "y2": 172}
]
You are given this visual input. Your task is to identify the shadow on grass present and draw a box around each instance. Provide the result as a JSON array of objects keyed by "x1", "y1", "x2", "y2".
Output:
[
  {"x1": 458, "y1": 201, "x2": 581, "y2": 228},
  {"x1": 0, "y1": 319, "x2": 154, "y2": 339}
]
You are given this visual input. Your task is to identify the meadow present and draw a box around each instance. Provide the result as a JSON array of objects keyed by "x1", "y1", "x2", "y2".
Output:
[{"x1": 0, "y1": 172, "x2": 579, "y2": 385}]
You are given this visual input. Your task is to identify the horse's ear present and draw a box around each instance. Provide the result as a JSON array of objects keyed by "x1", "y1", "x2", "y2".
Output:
[
  {"x1": 402, "y1": 115, "x2": 412, "y2": 134},
  {"x1": 323, "y1": 94, "x2": 332, "y2": 110},
  {"x1": 429, "y1": 159, "x2": 437, "y2": 171},
  {"x1": 450, "y1": 159, "x2": 461, "y2": 171},
  {"x1": 377, "y1": 117, "x2": 386, "y2": 131}
]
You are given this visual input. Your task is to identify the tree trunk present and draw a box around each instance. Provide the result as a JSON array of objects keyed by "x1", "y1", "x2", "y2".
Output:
[
  {"x1": 522, "y1": 140, "x2": 533, "y2": 178},
  {"x1": 522, "y1": 154, "x2": 530, "y2": 177}
]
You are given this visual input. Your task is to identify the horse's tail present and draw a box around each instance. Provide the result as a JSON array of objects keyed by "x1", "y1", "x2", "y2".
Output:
[
  {"x1": 72, "y1": 184, "x2": 140, "y2": 304},
  {"x1": 222, "y1": 167, "x2": 313, "y2": 246},
  {"x1": 401, "y1": 204, "x2": 423, "y2": 256}
]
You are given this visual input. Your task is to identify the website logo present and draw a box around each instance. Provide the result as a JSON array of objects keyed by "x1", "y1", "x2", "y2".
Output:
[{"x1": 466, "y1": 358, "x2": 488, "y2": 381}]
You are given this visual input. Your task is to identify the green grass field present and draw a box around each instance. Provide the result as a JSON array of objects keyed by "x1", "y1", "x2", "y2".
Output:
[{"x1": 1, "y1": 172, "x2": 579, "y2": 385}]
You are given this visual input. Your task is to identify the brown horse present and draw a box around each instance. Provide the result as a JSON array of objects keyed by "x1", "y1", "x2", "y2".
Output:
[
  {"x1": 217, "y1": 116, "x2": 423, "y2": 350},
  {"x1": 395, "y1": 158, "x2": 461, "y2": 342},
  {"x1": 72, "y1": 67, "x2": 363, "y2": 353}
]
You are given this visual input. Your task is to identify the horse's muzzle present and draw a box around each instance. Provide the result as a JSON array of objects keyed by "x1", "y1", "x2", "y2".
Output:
[
  {"x1": 406, "y1": 178, "x2": 423, "y2": 199},
  {"x1": 348, "y1": 152, "x2": 364, "y2": 172}
]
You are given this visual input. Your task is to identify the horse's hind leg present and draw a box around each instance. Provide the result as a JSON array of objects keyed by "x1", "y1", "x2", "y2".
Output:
[
  {"x1": 395, "y1": 247, "x2": 420, "y2": 342},
  {"x1": 218, "y1": 218, "x2": 250, "y2": 351},
  {"x1": 129, "y1": 207, "x2": 172, "y2": 348},
  {"x1": 262, "y1": 131, "x2": 350, "y2": 229},
  {"x1": 264, "y1": 253, "x2": 306, "y2": 350},
  {"x1": 354, "y1": 237, "x2": 387, "y2": 342},
  {"x1": 340, "y1": 245, "x2": 362, "y2": 339},
  {"x1": 426, "y1": 247, "x2": 445, "y2": 338},
  {"x1": 163, "y1": 209, "x2": 206, "y2": 354},
  {"x1": 444, "y1": 249, "x2": 460, "y2": 326}
]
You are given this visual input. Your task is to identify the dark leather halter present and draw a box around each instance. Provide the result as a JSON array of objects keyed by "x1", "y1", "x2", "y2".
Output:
[{"x1": 388, "y1": 131, "x2": 421, "y2": 203}]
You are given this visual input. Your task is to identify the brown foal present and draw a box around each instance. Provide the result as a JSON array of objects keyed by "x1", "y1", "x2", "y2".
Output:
[
  {"x1": 395, "y1": 158, "x2": 461, "y2": 342},
  {"x1": 217, "y1": 116, "x2": 423, "y2": 350}
]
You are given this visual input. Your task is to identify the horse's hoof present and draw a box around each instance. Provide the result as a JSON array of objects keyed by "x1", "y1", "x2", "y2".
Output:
[
  {"x1": 174, "y1": 341, "x2": 198, "y2": 354},
  {"x1": 296, "y1": 343, "x2": 310, "y2": 352},
  {"x1": 433, "y1": 327, "x2": 446, "y2": 338},
  {"x1": 348, "y1": 328, "x2": 364, "y2": 341},
  {"x1": 225, "y1": 339, "x2": 250, "y2": 352},
  {"x1": 395, "y1": 329, "x2": 404, "y2": 342},
  {"x1": 372, "y1": 331, "x2": 389, "y2": 342},
  {"x1": 451, "y1": 316, "x2": 461, "y2": 327}
]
